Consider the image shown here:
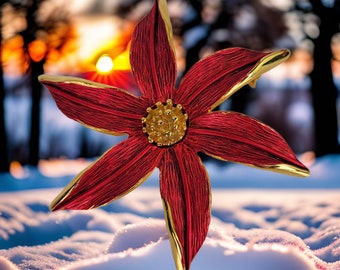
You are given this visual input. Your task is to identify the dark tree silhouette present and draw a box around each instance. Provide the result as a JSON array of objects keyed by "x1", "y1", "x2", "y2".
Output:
[
  {"x1": 3, "y1": 0, "x2": 76, "y2": 165},
  {"x1": 309, "y1": 0, "x2": 340, "y2": 156},
  {"x1": 20, "y1": 0, "x2": 45, "y2": 166},
  {"x1": 0, "y1": 4, "x2": 10, "y2": 172}
]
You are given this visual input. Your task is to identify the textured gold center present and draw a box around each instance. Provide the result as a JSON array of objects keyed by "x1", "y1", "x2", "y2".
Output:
[{"x1": 142, "y1": 99, "x2": 188, "y2": 147}]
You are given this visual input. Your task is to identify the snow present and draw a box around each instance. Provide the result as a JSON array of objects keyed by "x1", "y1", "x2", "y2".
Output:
[{"x1": 0, "y1": 155, "x2": 340, "y2": 270}]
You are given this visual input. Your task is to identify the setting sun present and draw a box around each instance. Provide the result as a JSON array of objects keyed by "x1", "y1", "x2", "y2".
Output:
[{"x1": 96, "y1": 54, "x2": 114, "y2": 73}]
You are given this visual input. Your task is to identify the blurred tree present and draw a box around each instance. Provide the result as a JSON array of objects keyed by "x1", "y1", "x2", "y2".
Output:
[
  {"x1": 0, "y1": 4, "x2": 10, "y2": 172},
  {"x1": 2, "y1": 0, "x2": 77, "y2": 165},
  {"x1": 22, "y1": 0, "x2": 45, "y2": 166},
  {"x1": 174, "y1": 0, "x2": 290, "y2": 161},
  {"x1": 309, "y1": 0, "x2": 340, "y2": 156},
  {"x1": 178, "y1": 0, "x2": 288, "y2": 114},
  {"x1": 177, "y1": 0, "x2": 340, "y2": 156}
]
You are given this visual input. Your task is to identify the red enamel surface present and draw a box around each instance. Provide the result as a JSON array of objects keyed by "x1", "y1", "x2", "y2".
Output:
[
  {"x1": 130, "y1": 1, "x2": 176, "y2": 103},
  {"x1": 51, "y1": 137, "x2": 162, "y2": 210},
  {"x1": 175, "y1": 48, "x2": 272, "y2": 118},
  {"x1": 41, "y1": 80, "x2": 146, "y2": 135},
  {"x1": 159, "y1": 144, "x2": 211, "y2": 269},
  {"x1": 187, "y1": 111, "x2": 308, "y2": 172}
]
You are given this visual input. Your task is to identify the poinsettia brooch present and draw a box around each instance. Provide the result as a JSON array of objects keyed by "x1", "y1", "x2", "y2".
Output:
[{"x1": 39, "y1": 0, "x2": 309, "y2": 269}]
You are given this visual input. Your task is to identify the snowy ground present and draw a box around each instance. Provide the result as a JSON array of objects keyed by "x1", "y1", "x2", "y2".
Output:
[{"x1": 0, "y1": 155, "x2": 340, "y2": 270}]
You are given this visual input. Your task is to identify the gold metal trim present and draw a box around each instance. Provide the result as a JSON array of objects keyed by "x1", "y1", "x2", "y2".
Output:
[
  {"x1": 38, "y1": 74, "x2": 114, "y2": 89},
  {"x1": 50, "y1": 149, "x2": 155, "y2": 210},
  {"x1": 162, "y1": 199, "x2": 184, "y2": 270},
  {"x1": 211, "y1": 49, "x2": 291, "y2": 110}
]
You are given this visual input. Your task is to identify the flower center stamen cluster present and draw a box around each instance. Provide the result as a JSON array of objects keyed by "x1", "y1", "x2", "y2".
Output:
[{"x1": 142, "y1": 99, "x2": 188, "y2": 147}]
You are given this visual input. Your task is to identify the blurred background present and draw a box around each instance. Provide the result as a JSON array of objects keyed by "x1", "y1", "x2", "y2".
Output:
[{"x1": 0, "y1": 0, "x2": 339, "y2": 175}]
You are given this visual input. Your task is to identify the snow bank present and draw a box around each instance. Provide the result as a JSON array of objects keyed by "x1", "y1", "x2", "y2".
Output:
[{"x1": 0, "y1": 188, "x2": 339, "y2": 270}]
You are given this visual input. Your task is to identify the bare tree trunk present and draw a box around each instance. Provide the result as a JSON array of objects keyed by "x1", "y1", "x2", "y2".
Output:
[
  {"x1": 310, "y1": 0, "x2": 340, "y2": 157},
  {"x1": 28, "y1": 61, "x2": 44, "y2": 165},
  {"x1": 0, "y1": 5, "x2": 9, "y2": 172},
  {"x1": 23, "y1": 0, "x2": 44, "y2": 166}
]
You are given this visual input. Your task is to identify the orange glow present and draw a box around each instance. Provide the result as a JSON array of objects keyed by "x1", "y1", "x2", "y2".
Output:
[
  {"x1": 1, "y1": 35, "x2": 29, "y2": 75},
  {"x1": 9, "y1": 161, "x2": 28, "y2": 179},
  {"x1": 1, "y1": 35, "x2": 24, "y2": 62},
  {"x1": 28, "y1": 40, "x2": 48, "y2": 62},
  {"x1": 84, "y1": 21, "x2": 134, "y2": 72},
  {"x1": 112, "y1": 48, "x2": 131, "y2": 70},
  {"x1": 1, "y1": 19, "x2": 79, "y2": 75}
]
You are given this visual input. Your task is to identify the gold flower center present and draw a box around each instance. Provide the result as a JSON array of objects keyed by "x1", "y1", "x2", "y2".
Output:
[{"x1": 142, "y1": 99, "x2": 188, "y2": 147}]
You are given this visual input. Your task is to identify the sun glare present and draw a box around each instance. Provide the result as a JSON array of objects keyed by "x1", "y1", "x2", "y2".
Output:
[{"x1": 96, "y1": 54, "x2": 114, "y2": 73}]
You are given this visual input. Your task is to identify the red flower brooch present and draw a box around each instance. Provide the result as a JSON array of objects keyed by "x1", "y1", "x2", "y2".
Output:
[{"x1": 39, "y1": 0, "x2": 309, "y2": 269}]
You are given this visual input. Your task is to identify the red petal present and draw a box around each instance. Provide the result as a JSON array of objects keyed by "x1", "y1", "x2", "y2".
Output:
[
  {"x1": 159, "y1": 144, "x2": 211, "y2": 270},
  {"x1": 39, "y1": 75, "x2": 146, "y2": 135},
  {"x1": 130, "y1": 0, "x2": 176, "y2": 103},
  {"x1": 50, "y1": 136, "x2": 162, "y2": 210},
  {"x1": 83, "y1": 70, "x2": 141, "y2": 96},
  {"x1": 175, "y1": 48, "x2": 290, "y2": 118},
  {"x1": 187, "y1": 112, "x2": 309, "y2": 176}
]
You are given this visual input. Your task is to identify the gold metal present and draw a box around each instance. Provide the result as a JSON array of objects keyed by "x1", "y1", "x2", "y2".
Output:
[
  {"x1": 38, "y1": 75, "x2": 133, "y2": 136},
  {"x1": 262, "y1": 163, "x2": 310, "y2": 177},
  {"x1": 50, "y1": 173, "x2": 78, "y2": 210},
  {"x1": 79, "y1": 121, "x2": 124, "y2": 136},
  {"x1": 158, "y1": 0, "x2": 175, "y2": 54},
  {"x1": 38, "y1": 74, "x2": 115, "y2": 89},
  {"x1": 249, "y1": 76, "x2": 260, "y2": 88},
  {"x1": 142, "y1": 99, "x2": 188, "y2": 147},
  {"x1": 162, "y1": 199, "x2": 184, "y2": 270},
  {"x1": 50, "y1": 148, "x2": 154, "y2": 210},
  {"x1": 210, "y1": 49, "x2": 291, "y2": 110},
  {"x1": 208, "y1": 153, "x2": 309, "y2": 177}
]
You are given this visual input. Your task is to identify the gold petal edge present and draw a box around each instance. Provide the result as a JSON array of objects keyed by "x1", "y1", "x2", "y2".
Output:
[
  {"x1": 262, "y1": 163, "x2": 310, "y2": 177},
  {"x1": 241, "y1": 49, "x2": 291, "y2": 93},
  {"x1": 211, "y1": 49, "x2": 291, "y2": 110},
  {"x1": 50, "y1": 149, "x2": 155, "y2": 210},
  {"x1": 162, "y1": 199, "x2": 184, "y2": 270},
  {"x1": 38, "y1": 74, "x2": 117, "y2": 90},
  {"x1": 78, "y1": 121, "x2": 125, "y2": 136},
  {"x1": 207, "y1": 153, "x2": 309, "y2": 177},
  {"x1": 158, "y1": 0, "x2": 175, "y2": 55}
]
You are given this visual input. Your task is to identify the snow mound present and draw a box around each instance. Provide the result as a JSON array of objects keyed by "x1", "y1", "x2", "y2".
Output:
[{"x1": 1, "y1": 188, "x2": 339, "y2": 269}]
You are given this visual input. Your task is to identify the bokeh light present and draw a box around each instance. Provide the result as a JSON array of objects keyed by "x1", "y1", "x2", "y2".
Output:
[{"x1": 96, "y1": 54, "x2": 114, "y2": 73}]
